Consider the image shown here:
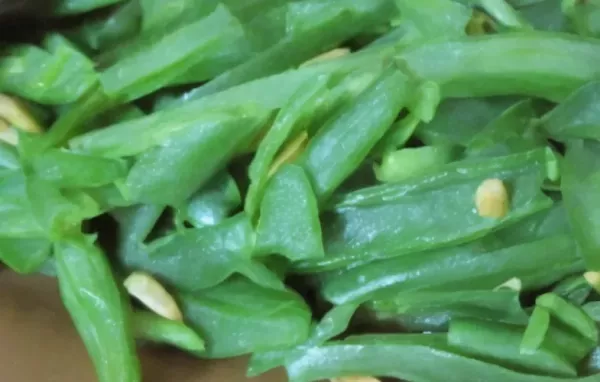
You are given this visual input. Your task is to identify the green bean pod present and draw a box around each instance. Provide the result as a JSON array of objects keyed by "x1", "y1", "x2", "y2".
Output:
[
  {"x1": 55, "y1": 235, "x2": 141, "y2": 382},
  {"x1": 399, "y1": 32, "x2": 600, "y2": 101}
]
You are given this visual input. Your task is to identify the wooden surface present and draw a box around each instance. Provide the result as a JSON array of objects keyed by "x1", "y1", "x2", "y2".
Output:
[{"x1": 0, "y1": 272, "x2": 287, "y2": 382}]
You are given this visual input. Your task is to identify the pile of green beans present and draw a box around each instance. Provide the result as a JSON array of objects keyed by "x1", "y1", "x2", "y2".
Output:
[{"x1": 2, "y1": 0, "x2": 600, "y2": 381}]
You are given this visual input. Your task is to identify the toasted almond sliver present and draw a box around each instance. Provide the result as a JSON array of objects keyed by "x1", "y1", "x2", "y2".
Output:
[
  {"x1": 268, "y1": 131, "x2": 309, "y2": 178},
  {"x1": 330, "y1": 377, "x2": 381, "y2": 382},
  {"x1": 0, "y1": 120, "x2": 18, "y2": 146},
  {"x1": 584, "y1": 271, "x2": 600, "y2": 293},
  {"x1": 493, "y1": 277, "x2": 522, "y2": 292},
  {"x1": 124, "y1": 272, "x2": 183, "y2": 321},
  {"x1": 475, "y1": 178, "x2": 509, "y2": 219},
  {"x1": 0, "y1": 94, "x2": 42, "y2": 133},
  {"x1": 301, "y1": 48, "x2": 351, "y2": 67}
]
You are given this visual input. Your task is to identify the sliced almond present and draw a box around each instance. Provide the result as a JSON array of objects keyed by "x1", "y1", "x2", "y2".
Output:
[
  {"x1": 331, "y1": 377, "x2": 380, "y2": 382},
  {"x1": 301, "y1": 48, "x2": 351, "y2": 67},
  {"x1": 494, "y1": 277, "x2": 522, "y2": 292},
  {"x1": 584, "y1": 271, "x2": 600, "y2": 293},
  {"x1": 475, "y1": 178, "x2": 509, "y2": 219},
  {"x1": 0, "y1": 120, "x2": 18, "y2": 145},
  {"x1": 124, "y1": 272, "x2": 183, "y2": 321},
  {"x1": 0, "y1": 94, "x2": 42, "y2": 133},
  {"x1": 268, "y1": 131, "x2": 309, "y2": 177},
  {"x1": 0, "y1": 127, "x2": 18, "y2": 146}
]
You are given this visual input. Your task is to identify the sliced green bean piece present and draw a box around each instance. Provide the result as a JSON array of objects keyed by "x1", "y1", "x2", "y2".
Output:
[
  {"x1": 124, "y1": 106, "x2": 270, "y2": 205},
  {"x1": 399, "y1": 32, "x2": 600, "y2": 102},
  {"x1": 375, "y1": 145, "x2": 458, "y2": 183},
  {"x1": 521, "y1": 306, "x2": 551, "y2": 354},
  {"x1": 449, "y1": 318, "x2": 575, "y2": 377},
  {"x1": 135, "y1": 214, "x2": 283, "y2": 291},
  {"x1": 320, "y1": 234, "x2": 581, "y2": 304},
  {"x1": 55, "y1": 236, "x2": 140, "y2": 382},
  {"x1": 180, "y1": 277, "x2": 311, "y2": 358},
  {"x1": 246, "y1": 74, "x2": 330, "y2": 218},
  {"x1": 298, "y1": 149, "x2": 551, "y2": 271},
  {"x1": 255, "y1": 164, "x2": 324, "y2": 261},
  {"x1": 540, "y1": 81, "x2": 600, "y2": 142},
  {"x1": 298, "y1": 66, "x2": 409, "y2": 202},
  {"x1": 133, "y1": 311, "x2": 205, "y2": 355},
  {"x1": 0, "y1": 35, "x2": 98, "y2": 105},
  {"x1": 367, "y1": 290, "x2": 528, "y2": 332},
  {"x1": 561, "y1": 140, "x2": 600, "y2": 271},
  {"x1": 181, "y1": 171, "x2": 241, "y2": 228},
  {"x1": 536, "y1": 293, "x2": 599, "y2": 342}
]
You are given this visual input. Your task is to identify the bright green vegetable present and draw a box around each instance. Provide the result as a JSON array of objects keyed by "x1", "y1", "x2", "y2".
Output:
[
  {"x1": 520, "y1": 301, "x2": 596, "y2": 366},
  {"x1": 42, "y1": 85, "x2": 115, "y2": 149},
  {"x1": 255, "y1": 164, "x2": 324, "y2": 261},
  {"x1": 248, "y1": 302, "x2": 360, "y2": 377},
  {"x1": 245, "y1": 74, "x2": 330, "y2": 218},
  {"x1": 399, "y1": 33, "x2": 600, "y2": 101},
  {"x1": 552, "y1": 275, "x2": 592, "y2": 305},
  {"x1": 507, "y1": 0, "x2": 547, "y2": 6},
  {"x1": 169, "y1": 1, "x2": 313, "y2": 85},
  {"x1": 298, "y1": 66, "x2": 409, "y2": 202},
  {"x1": 540, "y1": 81, "x2": 600, "y2": 141},
  {"x1": 563, "y1": 0, "x2": 600, "y2": 38},
  {"x1": 395, "y1": 0, "x2": 471, "y2": 39},
  {"x1": 179, "y1": 171, "x2": 241, "y2": 228},
  {"x1": 70, "y1": 104, "x2": 263, "y2": 158},
  {"x1": 0, "y1": 35, "x2": 98, "y2": 105},
  {"x1": 160, "y1": 40, "x2": 395, "y2": 111},
  {"x1": 139, "y1": 0, "x2": 218, "y2": 32},
  {"x1": 544, "y1": 323, "x2": 597, "y2": 366},
  {"x1": 376, "y1": 80, "x2": 441, "y2": 153},
  {"x1": 0, "y1": 171, "x2": 42, "y2": 237},
  {"x1": 583, "y1": 301, "x2": 600, "y2": 321},
  {"x1": 456, "y1": 0, "x2": 532, "y2": 30},
  {"x1": 74, "y1": 0, "x2": 142, "y2": 51},
  {"x1": 466, "y1": 99, "x2": 542, "y2": 157},
  {"x1": 100, "y1": 5, "x2": 245, "y2": 101},
  {"x1": 133, "y1": 214, "x2": 284, "y2": 291},
  {"x1": 133, "y1": 311, "x2": 205, "y2": 354},
  {"x1": 0, "y1": 169, "x2": 98, "y2": 240},
  {"x1": 55, "y1": 236, "x2": 140, "y2": 382},
  {"x1": 375, "y1": 145, "x2": 457, "y2": 183},
  {"x1": 25, "y1": 175, "x2": 99, "y2": 239},
  {"x1": 562, "y1": 140, "x2": 600, "y2": 271},
  {"x1": 517, "y1": 0, "x2": 568, "y2": 32},
  {"x1": 139, "y1": 0, "x2": 290, "y2": 33},
  {"x1": 297, "y1": 149, "x2": 552, "y2": 271},
  {"x1": 536, "y1": 293, "x2": 599, "y2": 342},
  {"x1": 582, "y1": 347, "x2": 600, "y2": 376},
  {"x1": 55, "y1": 0, "x2": 125, "y2": 14},
  {"x1": 0, "y1": 142, "x2": 20, "y2": 170},
  {"x1": 492, "y1": 202, "x2": 571, "y2": 243},
  {"x1": 305, "y1": 303, "x2": 360, "y2": 346},
  {"x1": 179, "y1": 277, "x2": 312, "y2": 358},
  {"x1": 112, "y1": 203, "x2": 164, "y2": 269},
  {"x1": 271, "y1": 334, "x2": 600, "y2": 382},
  {"x1": 5, "y1": 2, "x2": 600, "y2": 380},
  {"x1": 417, "y1": 96, "x2": 519, "y2": 146},
  {"x1": 521, "y1": 306, "x2": 551, "y2": 354},
  {"x1": 32, "y1": 149, "x2": 128, "y2": 188},
  {"x1": 123, "y1": 106, "x2": 270, "y2": 205},
  {"x1": 0, "y1": 237, "x2": 52, "y2": 274},
  {"x1": 319, "y1": 234, "x2": 581, "y2": 304},
  {"x1": 448, "y1": 318, "x2": 576, "y2": 377},
  {"x1": 182, "y1": 0, "x2": 397, "y2": 100},
  {"x1": 367, "y1": 289, "x2": 528, "y2": 332}
]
